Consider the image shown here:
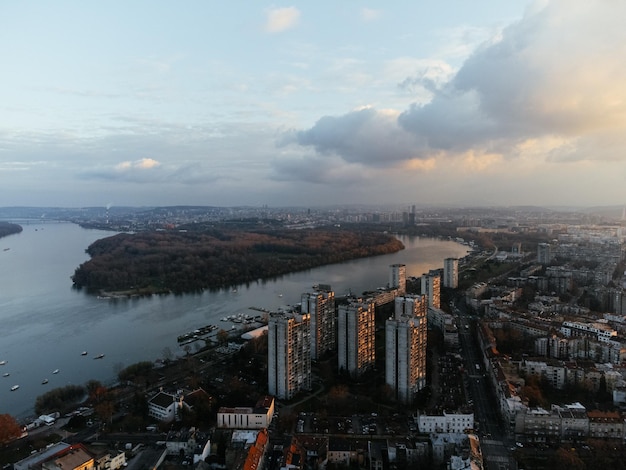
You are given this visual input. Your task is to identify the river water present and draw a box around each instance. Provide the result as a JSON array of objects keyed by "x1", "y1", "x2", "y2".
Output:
[{"x1": 0, "y1": 221, "x2": 469, "y2": 419}]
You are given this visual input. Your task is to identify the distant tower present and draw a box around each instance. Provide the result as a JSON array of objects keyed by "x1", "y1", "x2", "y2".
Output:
[
  {"x1": 301, "y1": 286, "x2": 335, "y2": 360},
  {"x1": 443, "y1": 258, "x2": 459, "y2": 289},
  {"x1": 421, "y1": 270, "x2": 441, "y2": 309},
  {"x1": 385, "y1": 295, "x2": 427, "y2": 404},
  {"x1": 337, "y1": 301, "x2": 376, "y2": 378},
  {"x1": 268, "y1": 311, "x2": 311, "y2": 400},
  {"x1": 389, "y1": 264, "x2": 407, "y2": 294},
  {"x1": 537, "y1": 243, "x2": 552, "y2": 264}
]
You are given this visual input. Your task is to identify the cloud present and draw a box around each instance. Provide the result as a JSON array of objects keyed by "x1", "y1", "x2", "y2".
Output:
[
  {"x1": 264, "y1": 7, "x2": 300, "y2": 33},
  {"x1": 400, "y1": 1, "x2": 626, "y2": 160},
  {"x1": 284, "y1": 0, "x2": 626, "y2": 182},
  {"x1": 360, "y1": 8, "x2": 381, "y2": 22},
  {"x1": 281, "y1": 107, "x2": 425, "y2": 167},
  {"x1": 115, "y1": 158, "x2": 160, "y2": 171}
]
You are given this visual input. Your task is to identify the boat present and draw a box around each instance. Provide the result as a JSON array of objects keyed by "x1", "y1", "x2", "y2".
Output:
[
  {"x1": 81, "y1": 351, "x2": 88, "y2": 356},
  {"x1": 0, "y1": 360, "x2": 6, "y2": 365},
  {"x1": 42, "y1": 379, "x2": 48, "y2": 384},
  {"x1": 94, "y1": 354, "x2": 105, "y2": 359},
  {"x1": 52, "y1": 369, "x2": 59, "y2": 374},
  {"x1": 11, "y1": 385, "x2": 19, "y2": 391},
  {"x1": 2, "y1": 373, "x2": 9, "y2": 377}
]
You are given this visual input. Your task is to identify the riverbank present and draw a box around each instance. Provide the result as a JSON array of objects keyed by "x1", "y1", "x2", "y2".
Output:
[
  {"x1": 1, "y1": 223, "x2": 469, "y2": 419},
  {"x1": 72, "y1": 227, "x2": 405, "y2": 294}
]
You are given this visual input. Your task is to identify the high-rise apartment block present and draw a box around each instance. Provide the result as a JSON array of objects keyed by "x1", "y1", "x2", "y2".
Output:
[
  {"x1": 537, "y1": 243, "x2": 552, "y2": 264},
  {"x1": 389, "y1": 264, "x2": 407, "y2": 294},
  {"x1": 268, "y1": 311, "x2": 311, "y2": 400},
  {"x1": 443, "y1": 258, "x2": 459, "y2": 289},
  {"x1": 421, "y1": 270, "x2": 441, "y2": 309},
  {"x1": 337, "y1": 300, "x2": 376, "y2": 378},
  {"x1": 385, "y1": 295, "x2": 427, "y2": 404},
  {"x1": 301, "y1": 286, "x2": 336, "y2": 360}
]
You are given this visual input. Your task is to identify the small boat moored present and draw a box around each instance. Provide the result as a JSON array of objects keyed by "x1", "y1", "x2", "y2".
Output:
[
  {"x1": 2, "y1": 373, "x2": 9, "y2": 377},
  {"x1": 11, "y1": 385, "x2": 19, "y2": 391},
  {"x1": 81, "y1": 351, "x2": 88, "y2": 356},
  {"x1": 0, "y1": 360, "x2": 6, "y2": 365},
  {"x1": 42, "y1": 379, "x2": 49, "y2": 384},
  {"x1": 94, "y1": 354, "x2": 105, "y2": 359},
  {"x1": 52, "y1": 369, "x2": 59, "y2": 374}
]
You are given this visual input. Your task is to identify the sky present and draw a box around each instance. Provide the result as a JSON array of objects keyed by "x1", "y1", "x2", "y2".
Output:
[{"x1": 1, "y1": 1, "x2": 625, "y2": 209}]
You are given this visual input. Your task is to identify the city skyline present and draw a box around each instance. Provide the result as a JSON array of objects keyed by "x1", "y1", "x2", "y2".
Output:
[{"x1": 2, "y1": 1, "x2": 625, "y2": 208}]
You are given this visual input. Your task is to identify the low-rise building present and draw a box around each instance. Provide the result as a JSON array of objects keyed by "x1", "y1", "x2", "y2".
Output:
[
  {"x1": 148, "y1": 391, "x2": 183, "y2": 422},
  {"x1": 416, "y1": 411, "x2": 474, "y2": 434},
  {"x1": 515, "y1": 408, "x2": 561, "y2": 444},
  {"x1": 42, "y1": 444, "x2": 94, "y2": 470},
  {"x1": 217, "y1": 395, "x2": 275, "y2": 429},
  {"x1": 588, "y1": 410, "x2": 625, "y2": 439}
]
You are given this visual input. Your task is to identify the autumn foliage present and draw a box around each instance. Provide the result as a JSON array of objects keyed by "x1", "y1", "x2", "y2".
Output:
[
  {"x1": 0, "y1": 414, "x2": 22, "y2": 444},
  {"x1": 72, "y1": 227, "x2": 404, "y2": 294}
]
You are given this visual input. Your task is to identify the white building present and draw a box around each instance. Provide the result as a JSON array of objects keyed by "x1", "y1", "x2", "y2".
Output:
[
  {"x1": 560, "y1": 320, "x2": 618, "y2": 342},
  {"x1": 268, "y1": 311, "x2": 311, "y2": 400},
  {"x1": 148, "y1": 391, "x2": 183, "y2": 422},
  {"x1": 385, "y1": 295, "x2": 427, "y2": 404},
  {"x1": 416, "y1": 411, "x2": 475, "y2": 434},
  {"x1": 337, "y1": 300, "x2": 376, "y2": 378},
  {"x1": 217, "y1": 396, "x2": 275, "y2": 429}
]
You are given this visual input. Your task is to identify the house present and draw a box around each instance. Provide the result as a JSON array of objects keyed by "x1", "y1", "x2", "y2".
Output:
[
  {"x1": 148, "y1": 388, "x2": 209, "y2": 422},
  {"x1": 148, "y1": 391, "x2": 182, "y2": 422}
]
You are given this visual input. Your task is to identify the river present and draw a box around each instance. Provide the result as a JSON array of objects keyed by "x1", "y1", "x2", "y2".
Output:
[{"x1": 0, "y1": 221, "x2": 469, "y2": 419}]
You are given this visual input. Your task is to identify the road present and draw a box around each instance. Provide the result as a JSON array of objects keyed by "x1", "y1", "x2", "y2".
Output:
[{"x1": 454, "y1": 298, "x2": 517, "y2": 470}]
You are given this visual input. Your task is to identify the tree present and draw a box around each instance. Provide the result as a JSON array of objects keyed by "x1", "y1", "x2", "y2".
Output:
[
  {"x1": 162, "y1": 346, "x2": 173, "y2": 362},
  {"x1": 549, "y1": 447, "x2": 584, "y2": 470},
  {"x1": 217, "y1": 329, "x2": 229, "y2": 345},
  {"x1": 0, "y1": 414, "x2": 22, "y2": 444}
]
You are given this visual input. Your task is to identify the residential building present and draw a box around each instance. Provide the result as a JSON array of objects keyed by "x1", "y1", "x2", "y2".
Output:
[
  {"x1": 416, "y1": 411, "x2": 475, "y2": 434},
  {"x1": 514, "y1": 408, "x2": 562, "y2": 444},
  {"x1": 337, "y1": 300, "x2": 376, "y2": 378},
  {"x1": 225, "y1": 429, "x2": 269, "y2": 470},
  {"x1": 92, "y1": 450, "x2": 126, "y2": 470},
  {"x1": 268, "y1": 311, "x2": 311, "y2": 400},
  {"x1": 443, "y1": 258, "x2": 459, "y2": 289},
  {"x1": 148, "y1": 391, "x2": 183, "y2": 422},
  {"x1": 537, "y1": 243, "x2": 552, "y2": 264},
  {"x1": 588, "y1": 410, "x2": 624, "y2": 439},
  {"x1": 421, "y1": 270, "x2": 441, "y2": 308},
  {"x1": 389, "y1": 263, "x2": 407, "y2": 294},
  {"x1": 301, "y1": 286, "x2": 336, "y2": 360},
  {"x1": 329, "y1": 438, "x2": 358, "y2": 467},
  {"x1": 385, "y1": 295, "x2": 428, "y2": 404},
  {"x1": 164, "y1": 427, "x2": 210, "y2": 459},
  {"x1": 42, "y1": 445, "x2": 94, "y2": 470}
]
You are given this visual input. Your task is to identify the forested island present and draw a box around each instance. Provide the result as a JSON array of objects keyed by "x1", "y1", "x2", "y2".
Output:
[
  {"x1": 0, "y1": 222, "x2": 22, "y2": 239},
  {"x1": 72, "y1": 226, "x2": 404, "y2": 294}
]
